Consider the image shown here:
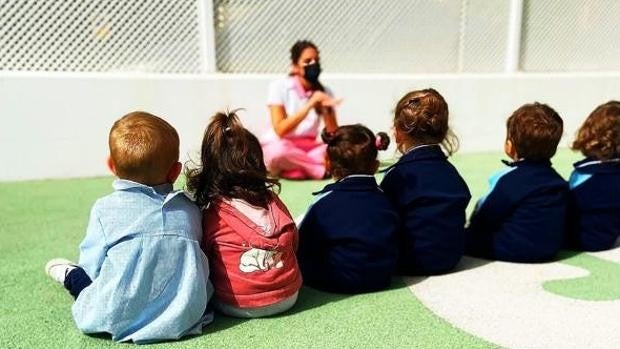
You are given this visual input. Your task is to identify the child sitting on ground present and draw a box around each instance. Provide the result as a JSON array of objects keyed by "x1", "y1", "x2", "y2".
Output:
[
  {"x1": 566, "y1": 101, "x2": 620, "y2": 251},
  {"x1": 380, "y1": 89, "x2": 471, "y2": 275},
  {"x1": 186, "y1": 111, "x2": 301, "y2": 318},
  {"x1": 297, "y1": 124, "x2": 398, "y2": 293},
  {"x1": 45, "y1": 111, "x2": 213, "y2": 343},
  {"x1": 466, "y1": 103, "x2": 567, "y2": 262}
]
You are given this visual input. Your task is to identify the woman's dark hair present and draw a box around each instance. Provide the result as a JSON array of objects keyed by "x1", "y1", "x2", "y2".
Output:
[
  {"x1": 572, "y1": 100, "x2": 620, "y2": 160},
  {"x1": 323, "y1": 124, "x2": 390, "y2": 179},
  {"x1": 185, "y1": 110, "x2": 279, "y2": 208},
  {"x1": 290, "y1": 40, "x2": 318, "y2": 65},
  {"x1": 289, "y1": 40, "x2": 324, "y2": 92},
  {"x1": 394, "y1": 88, "x2": 458, "y2": 155}
]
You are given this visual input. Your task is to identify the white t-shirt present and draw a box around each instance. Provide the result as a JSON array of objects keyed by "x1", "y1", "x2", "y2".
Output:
[{"x1": 264, "y1": 76, "x2": 333, "y2": 141}]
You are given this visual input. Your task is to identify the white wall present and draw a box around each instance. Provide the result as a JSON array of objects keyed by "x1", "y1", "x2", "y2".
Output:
[{"x1": 1, "y1": 72, "x2": 618, "y2": 181}]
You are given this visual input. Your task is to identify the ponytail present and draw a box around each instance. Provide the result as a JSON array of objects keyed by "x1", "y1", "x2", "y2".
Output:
[{"x1": 186, "y1": 109, "x2": 279, "y2": 208}]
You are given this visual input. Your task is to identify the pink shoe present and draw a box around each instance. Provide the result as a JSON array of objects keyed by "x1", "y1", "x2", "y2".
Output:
[{"x1": 280, "y1": 168, "x2": 307, "y2": 180}]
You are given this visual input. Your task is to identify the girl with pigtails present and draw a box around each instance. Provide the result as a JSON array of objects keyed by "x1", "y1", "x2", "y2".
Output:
[
  {"x1": 297, "y1": 124, "x2": 399, "y2": 294},
  {"x1": 186, "y1": 111, "x2": 302, "y2": 318}
]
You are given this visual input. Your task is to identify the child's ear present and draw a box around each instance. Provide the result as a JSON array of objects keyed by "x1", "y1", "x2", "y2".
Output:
[
  {"x1": 505, "y1": 139, "x2": 517, "y2": 160},
  {"x1": 167, "y1": 162, "x2": 183, "y2": 184},
  {"x1": 393, "y1": 128, "x2": 405, "y2": 152},
  {"x1": 107, "y1": 156, "x2": 117, "y2": 175},
  {"x1": 393, "y1": 128, "x2": 400, "y2": 143}
]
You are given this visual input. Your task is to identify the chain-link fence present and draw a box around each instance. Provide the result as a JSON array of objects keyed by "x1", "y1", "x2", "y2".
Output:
[
  {"x1": 520, "y1": 0, "x2": 620, "y2": 72},
  {"x1": 214, "y1": 0, "x2": 510, "y2": 73},
  {"x1": 0, "y1": 0, "x2": 618, "y2": 74},
  {"x1": 0, "y1": 0, "x2": 203, "y2": 73}
]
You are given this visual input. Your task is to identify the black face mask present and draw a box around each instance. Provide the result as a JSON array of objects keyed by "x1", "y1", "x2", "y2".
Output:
[{"x1": 303, "y1": 63, "x2": 321, "y2": 83}]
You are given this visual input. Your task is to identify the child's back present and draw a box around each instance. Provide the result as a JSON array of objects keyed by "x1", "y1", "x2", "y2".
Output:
[
  {"x1": 466, "y1": 160, "x2": 567, "y2": 261},
  {"x1": 74, "y1": 181, "x2": 211, "y2": 342},
  {"x1": 46, "y1": 112, "x2": 212, "y2": 343},
  {"x1": 186, "y1": 111, "x2": 301, "y2": 317},
  {"x1": 567, "y1": 159, "x2": 620, "y2": 250},
  {"x1": 381, "y1": 145, "x2": 470, "y2": 274},
  {"x1": 566, "y1": 101, "x2": 620, "y2": 251},
  {"x1": 299, "y1": 174, "x2": 398, "y2": 293},
  {"x1": 297, "y1": 125, "x2": 397, "y2": 293},
  {"x1": 466, "y1": 103, "x2": 567, "y2": 262},
  {"x1": 203, "y1": 194, "x2": 301, "y2": 311},
  {"x1": 381, "y1": 89, "x2": 471, "y2": 275}
]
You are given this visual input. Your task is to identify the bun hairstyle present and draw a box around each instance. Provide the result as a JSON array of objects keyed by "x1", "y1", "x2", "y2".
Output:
[
  {"x1": 322, "y1": 124, "x2": 390, "y2": 178},
  {"x1": 394, "y1": 88, "x2": 458, "y2": 155},
  {"x1": 185, "y1": 110, "x2": 279, "y2": 208},
  {"x1": 572, "y1": 100, "x2": 620, "y2": 160}
]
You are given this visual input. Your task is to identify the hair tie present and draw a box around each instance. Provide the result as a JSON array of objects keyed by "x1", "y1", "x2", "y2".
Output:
[
  {"x1": 321, "y1": 128, "x2": 334, "y2": 144},
  {"x1": 375, "y1": 135, "x2": 382, "y2": 149}
]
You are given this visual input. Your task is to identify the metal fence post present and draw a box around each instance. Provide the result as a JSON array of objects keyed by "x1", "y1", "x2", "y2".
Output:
[
  {"x1": 198, "y1": 0, "x2": 217, "y2": 73},
  {"x1": 505, "y1": 0, "x2": 524, "y2": 73}
]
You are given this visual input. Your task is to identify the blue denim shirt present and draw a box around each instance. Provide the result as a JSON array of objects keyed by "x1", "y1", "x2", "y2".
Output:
[{"x1": 72, "y1": 179, "x2": 213, "y2": 343}]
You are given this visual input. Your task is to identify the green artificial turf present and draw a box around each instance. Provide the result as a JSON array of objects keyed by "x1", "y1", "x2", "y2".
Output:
[
  {"x1": 0, "y1": 149, "x2": 601, "y2": 348},
  {"x1": 544, "y1": 251, "x2": 620, "y2": 301}
]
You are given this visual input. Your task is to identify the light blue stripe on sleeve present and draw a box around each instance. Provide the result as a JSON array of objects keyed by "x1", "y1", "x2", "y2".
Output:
[
  {"x1": 476, "y1": 166, "x2": 518, "y2": 209},
  {"x1": 569, "y1": 171, "x2": 593, "y2": 189}
]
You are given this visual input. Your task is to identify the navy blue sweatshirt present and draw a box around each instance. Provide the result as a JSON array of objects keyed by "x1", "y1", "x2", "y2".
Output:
[
  {"x1": 297, "y1": 175, "x2": 399, "y2": 294},
  {"x1": 466, "y1": 159, "x2": 568, "y2": 262},
  {"x1": 380, "y1": 145, "x2": 471, "y2": 275},
  {"x1": 567, "y1": 158, "x2": 620, "y2": 251}
]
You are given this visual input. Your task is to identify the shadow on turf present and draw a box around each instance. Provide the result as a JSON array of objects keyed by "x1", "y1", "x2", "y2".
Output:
[
  {"x1": 401, "y1": 256, "x2": 493, "y2": 286},
  {"x1": 84, "y1": 329, "x2": 211, "y2": 345},
  {"x1": 402, "y1": 251, "x2": 593, "y2": 290},
  {"x1": 203, "y1": 285, "x2": 353, "y2": 334}
]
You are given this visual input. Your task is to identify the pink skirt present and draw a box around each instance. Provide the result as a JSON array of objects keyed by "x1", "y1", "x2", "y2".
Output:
[{"x1": 261, "y1": 137, "x2": 326, "y2": 180}]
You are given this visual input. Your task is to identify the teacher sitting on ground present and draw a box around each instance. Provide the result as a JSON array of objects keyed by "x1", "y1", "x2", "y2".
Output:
[{"x1": 261, "y1": 40, "x2": 339, "y2": 180}]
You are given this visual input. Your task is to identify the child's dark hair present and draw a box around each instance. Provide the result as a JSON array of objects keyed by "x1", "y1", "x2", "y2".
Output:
[
  {"x1": 506, "y1": 102, "x2": 564, "y2": 161},
  {"x1": 394, "y1": 88, "x2": 458, "y2": 155},
  {"x1": 322, "y1": 124, "x2": 390, "y2": 179},
  {"x1": 290, "y1": 40, "x2": 318, "y2": 65},
  {"x1": 572, "y1": 100, "x2": 620, "y2": 160},
  {"x1": 185, "y1": 110, "x2": 279, "y2": 208}
]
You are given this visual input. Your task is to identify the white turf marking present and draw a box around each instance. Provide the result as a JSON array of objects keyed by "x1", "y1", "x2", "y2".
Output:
[{"x1": 406, "y1": 247, "x2": 620, "y2": 349}]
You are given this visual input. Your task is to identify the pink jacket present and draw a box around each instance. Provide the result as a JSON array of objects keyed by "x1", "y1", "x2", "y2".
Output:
[{"x1": 202, "y1": 195, "x2": 302, "y2": 308}]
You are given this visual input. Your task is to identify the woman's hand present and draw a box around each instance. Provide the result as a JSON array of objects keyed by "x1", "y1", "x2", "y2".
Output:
[
  {"x1": 271, "y1": 91, "x2": 340, "y2": 137},
  {"x1": 308, "y1": 92, "x2": 339, "y2": 133},
  {"x1": 308, "y1": 91, "x2": 331, "y2": 107},
  {"x1": 311, "y1": 91, "x2": 342, "y2": 108}
]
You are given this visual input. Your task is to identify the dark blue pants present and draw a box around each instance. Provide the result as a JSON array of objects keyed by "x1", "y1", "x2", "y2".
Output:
[{"x1": 63, "y1": 267, "x2": 92, "y2": 299}]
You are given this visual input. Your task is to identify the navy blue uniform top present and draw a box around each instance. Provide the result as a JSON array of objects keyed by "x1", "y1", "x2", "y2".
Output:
[
  {"x1": 297, "y1": 175, "x2": 399, "y2": 294},
  {"x1": 466, "y1": 159, "x2": 568, "y2": 262},
  {"x1": 566, "y1": 158, "x2": 620, "y2": 251},
  {"x1": 380, "y1": 145, "x2": 471, "y2": 275}
]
